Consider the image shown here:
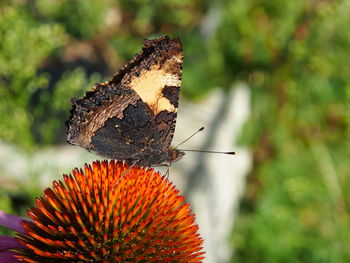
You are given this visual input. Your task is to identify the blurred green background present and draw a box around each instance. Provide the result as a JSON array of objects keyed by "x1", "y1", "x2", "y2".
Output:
[{"x1": 0, "y1": 0, "x2": 349, "y2": 262}]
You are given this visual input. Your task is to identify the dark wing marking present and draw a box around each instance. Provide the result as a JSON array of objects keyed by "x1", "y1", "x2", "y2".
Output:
[
  {"x1": 90, "y1": 99, "x2": 159, "y2": 160},
  {"x1": 67, "y1": 84, "x2": 139, "y2": 149},
  {"x1": 157, "y1": 85, "x2": 181, "y2": 150}
]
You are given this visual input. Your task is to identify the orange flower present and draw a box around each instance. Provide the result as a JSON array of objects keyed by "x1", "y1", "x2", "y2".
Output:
[{"x1": 14, "y1": 160, "x2": 204, "y2": 262}]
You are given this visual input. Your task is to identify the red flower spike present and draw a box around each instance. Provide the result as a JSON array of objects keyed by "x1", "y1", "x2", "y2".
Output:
[{"x1": 14, "y1": 160, "x2": 204, "y2": 262}]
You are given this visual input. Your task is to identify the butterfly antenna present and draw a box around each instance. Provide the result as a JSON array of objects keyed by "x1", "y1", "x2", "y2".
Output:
[
  {"x1": 175, "y1": 127, "x2": 235, "y2": 155},
  {"x1": 174, "y1": 127, "x2": 205, "y2": 149},
  {"x1": 179, "y1": 149, "x2": 235, "y2": 155}
]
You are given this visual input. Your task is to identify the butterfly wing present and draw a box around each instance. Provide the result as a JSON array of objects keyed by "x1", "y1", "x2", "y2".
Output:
[{"x1": 66, "y1": 35, "x2": 183, "y2": 164}]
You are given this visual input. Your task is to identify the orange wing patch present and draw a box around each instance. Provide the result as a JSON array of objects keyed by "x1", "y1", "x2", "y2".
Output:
[
  {"x1": 130, "y1": 55, "x2": 182, "y2": 115},
  {"x1": 130, "y1": 69, "x2": 179, "y2": 114}
]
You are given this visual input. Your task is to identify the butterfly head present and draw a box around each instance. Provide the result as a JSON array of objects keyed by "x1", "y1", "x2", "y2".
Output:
[{"x1": 167, "y1": 147, "x2": 185, "y2": 163}]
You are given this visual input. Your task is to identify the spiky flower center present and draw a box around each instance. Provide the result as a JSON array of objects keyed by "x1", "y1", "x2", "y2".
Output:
[{"x1": 15, "y1": 160, "x2": 204, "y2": 263}]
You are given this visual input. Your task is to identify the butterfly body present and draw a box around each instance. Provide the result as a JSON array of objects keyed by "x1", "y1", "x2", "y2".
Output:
[{"x1": 67, "y1": 35, "x2": 184, "y2": 166}]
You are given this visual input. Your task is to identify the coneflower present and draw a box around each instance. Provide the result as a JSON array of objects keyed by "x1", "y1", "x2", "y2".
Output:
[{"x1": 0, "y1": 160, "x2": 204, "y2": 262}]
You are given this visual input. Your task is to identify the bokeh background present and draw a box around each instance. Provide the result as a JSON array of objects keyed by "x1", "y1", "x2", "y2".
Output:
[{"x1": 1, "y1": 0, "x2": 349, "y2": 262}]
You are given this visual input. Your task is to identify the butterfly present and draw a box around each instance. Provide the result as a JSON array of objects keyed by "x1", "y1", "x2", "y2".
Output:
[{"x1": 66, "y1": 35, "x2": 185, "y2": 167}]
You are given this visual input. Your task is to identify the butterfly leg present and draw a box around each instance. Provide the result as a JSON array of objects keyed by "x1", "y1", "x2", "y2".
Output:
[
  {"x1": 113, "y1": 160, "x2": 139, "y2": 189},
  {"x1": 165, "y1": 164, "x2": 171, "y2": 179},
  {"x1": 158, "y1": 163, "x2": 171, "y2": 179}
]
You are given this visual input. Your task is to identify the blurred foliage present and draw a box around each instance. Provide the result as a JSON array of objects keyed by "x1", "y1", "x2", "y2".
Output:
[
  {"x1": 0, "y1": 0, "x2": 349, "y2": 262},
  {"x1": 226, "y1": 1, "x2": 350, "y2": 263}
]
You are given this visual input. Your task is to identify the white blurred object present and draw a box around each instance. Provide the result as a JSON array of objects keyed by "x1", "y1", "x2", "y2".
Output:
[
  {"x1": 171, "y1": 83, "x2": 252, "y2": 263},
  {"x1": 0, "y1": 142, "x2": 96, "y2": 188}
]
